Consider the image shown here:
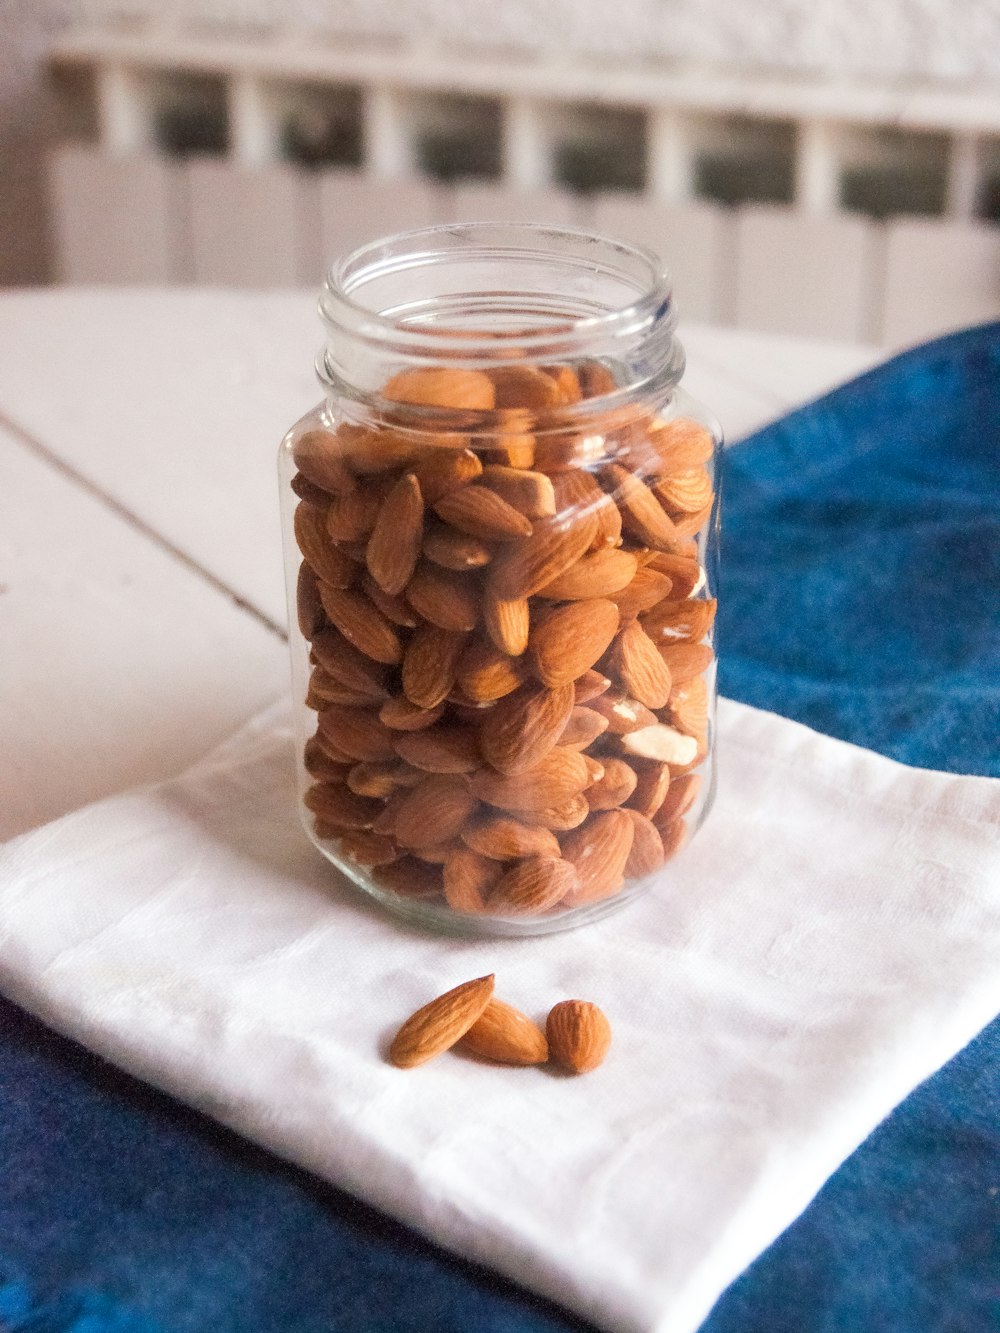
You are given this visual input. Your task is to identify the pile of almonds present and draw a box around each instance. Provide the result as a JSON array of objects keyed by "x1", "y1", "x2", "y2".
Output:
[
  {"x1": 292, "y1": 357, "x2": 716, "y2": 921},
  {"x1": 388, "y1": 973, "x2": 612, "y2": 1074}
]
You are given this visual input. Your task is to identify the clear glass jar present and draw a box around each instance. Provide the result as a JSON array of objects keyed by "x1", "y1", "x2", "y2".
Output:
[{"x1": 278, "y1": 223, "x2": 720, "y2": 936}]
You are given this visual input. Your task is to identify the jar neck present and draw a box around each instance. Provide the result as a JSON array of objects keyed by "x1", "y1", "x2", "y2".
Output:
[{"x1": 315, "y1": 223, "x2": 685, "y2": 427}]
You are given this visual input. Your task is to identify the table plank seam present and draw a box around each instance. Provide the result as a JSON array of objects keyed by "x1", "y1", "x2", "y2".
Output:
[{"x1": 0, "y1": 407, "x2": 288, "y2": 642}]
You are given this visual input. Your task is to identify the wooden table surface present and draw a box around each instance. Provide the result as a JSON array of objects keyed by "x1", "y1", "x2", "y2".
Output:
[{"x1": 0, "y1": 289, "x2": 882, "y2": 842}]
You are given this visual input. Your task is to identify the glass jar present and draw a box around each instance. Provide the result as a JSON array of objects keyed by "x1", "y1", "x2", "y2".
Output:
[{"x1": 278, "y1": 223, "x2": 720, "y2": 936}]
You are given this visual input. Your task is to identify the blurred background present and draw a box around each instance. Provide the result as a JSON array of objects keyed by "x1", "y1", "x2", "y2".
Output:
[{"x1": 4, "y1": 0, "x2": 1000, "y2": 345}]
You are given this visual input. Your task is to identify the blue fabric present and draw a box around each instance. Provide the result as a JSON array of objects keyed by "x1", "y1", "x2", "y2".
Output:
[{"x1": 2, "y1": 322, "x2": 998, "y2": 1333}]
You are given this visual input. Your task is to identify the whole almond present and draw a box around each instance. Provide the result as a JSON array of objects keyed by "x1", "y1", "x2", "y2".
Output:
[
  {"x1": 345, "y1": 428, "x2": 420, "y2": 475},
  {"x1": 310, "y1": 670, "x2": 385, "y2": 708},
  {"x1": 483, "y1": 590, "x2": 530, "y2": 656},
  {"x1": 620, "y1": 723, "x2": 700, "y2": 766},
  {"x1": 488, "y1": 510, "x2": 600, "y2": 600},
  {"x1": 673, "y1": 500, "x2": 715, "y2": 539},
  {"x1": 561, "y1": 809, "x2": 635, "y2": 904},
  {"x1": 613, "y1": 621, "x2": 674, "y2": 710},
  {"x1": 654, "y1": 772, "x2": 702, "y2": 828},
  {"x1": 657, "y1": 642, "x2": 715, "y2": 685},
  {"x1": 325, "y1": 486, "x2": 385, "y2": 542},
  {"x1": 406, "y1": 563, "x2": 479, "y2": 632},
  {"x1": 391, "y1": 774, "x2": 477, "y2": 849},
  {"x1": 310, "y1": 629, "x2": 390, "y2": 700},
  {"x1": 649, "y1": 417, "x2": 714, "y2": 473},
  {"x1": 488, "y1": 363, "x2": 564, "y2": 409},
  {"x1": 537, "y1": 547, "x2": 638, "y2": 601},
  {"x1": 296, "y1": 562, "x2": 324, "y2": 638},
  {"x1": 479, "y1": 681, "x2": 576, "y2": 776},
  {"x1": 645, "y1": 552, "x2": 703, "y2": 598},
  {"x1": 457, "y1": 636, "x2": 528, "y2": 702},
  {"x1": 362, "y1": 574, "x2": 420, "y2": 628},
  {"x1": 383, "y1": 367, "x2": 496, "y2": 411},
  {"x1": 303, "y1": 782, "x2": 383, "y2": 830},
  {"x1": 641, "y1": 597, "x2": 717, "y2": 644},
  {"x1": 489, "y1": 856, "x2": 578, "y2": 916},
  {"x1": 461, "y1": 998, "x2": 549, "y2": 1065},
  {"x1": 480, "y1": 464, "x2": 557, "y2": 519},
  {"x1": 461, "y1": 815, "x2": 561, "y2": 861},
  {"x1": 317, "y1": 705, "x2": 397, "y2": 762},
  {"x1": 601, "y1": 463, "x2": 685, "y2": 553},
  {"x1": 346, "y1": 761, "x2": 410, "y2": 798},
  {"x1": 292, "y1": 428, "x2": 355, "y2": 495},
  {"x1": 529, "y1": 600, "x2": 619, "y2": 689},
  {"x1": 587, "y1": 691, "x2": 659, "y2": 735},
  {"x1": 319, "y1": 586, "x2": 402, "y2": 666},
  {"x1": 337, "y1": 829, "x2": 400, "y2": 867},
  {"x1": 546, "y1": 999, "x2": 612, "y2": 1074},
  {"x1": 394, "y1": 726, "x2": 481, "y2": 774},
  {"x1": 373, "y1": 856, "x2": 444, "y2": 898},
  {"x1": 388, "y1": 973, "x2": 496, "y2": 1067},
  {"x1": 304, "y1": 736, "x2": 351, "y2": 781},
  {"x1": 558, "y1": 706, "x2": 610, "y2": 751},
  {"x1": 528, "y1": 795, "x2": 590, "y2": 831},
  {"x1": 573, "y1": 670, "x2": 612, "y2": 704},
  {"x1": 292, "y1": 470, "x2": 336, "y2": 506},
  {"x1": 294, "y1": 501, "x2": 353, "y2": 589},
  {"x1": 402, "y1": 624, "x2": 468, "y2": 709},
  {"x1": 434, "y1": 486, "x2": 533, "y2": 541},
  {"x1": 366, "y1": 472, "x2": 424, "y2": 595},
  {"x1": 655, "y1": 465, "x2": 714, "y2": 515},
  {"x1": 472, "y1": 748, "x2": 590, "y2": 813},
  {"x1": 412, "y1": 448, "x2": 482, "y2": 505},
  {"x1": 423, "y1": 523, "x2": 493, "y2": 570},
  {"x1": 670, "y1": 676, "x2": 710, "y2": 738},
  {"x1": 442, "y1": 849, "x2": 501, "y2": 914},
  {"x1": 626, "y1": 760, "x2": 672, "y2": 819},
  {"x1": 379, "y1": 696, "x2": 445, "y2": 732},
  {"x1": 623, "y1": 810, "x2": 666, "y2": 876},
  {"x1": 655, "y1": 817, "x2": 690, "y2": 861},
  {"x1": 549, "y1": 469, "x2": 622, "y2": 548},
  {"x1": 586, "y1": 758, "x2": 639, "y2": 811},
  {"x1": 611, "y1": 568, "x2": 674, "y2": 621}
]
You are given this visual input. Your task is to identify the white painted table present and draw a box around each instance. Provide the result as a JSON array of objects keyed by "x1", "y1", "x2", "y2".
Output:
[{"x1": 0, "y1": 290, "x2": 882, "y2": 842}]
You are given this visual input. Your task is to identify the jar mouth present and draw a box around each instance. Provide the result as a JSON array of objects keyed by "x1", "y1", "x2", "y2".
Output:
[{"x1": 319, "y1": 221, "x2": 675, "y2": 368}]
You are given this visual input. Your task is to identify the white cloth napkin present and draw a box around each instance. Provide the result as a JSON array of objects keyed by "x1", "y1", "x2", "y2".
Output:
[{"x1": 1, "y1": 698, "x2": 998, "y2": 1333}]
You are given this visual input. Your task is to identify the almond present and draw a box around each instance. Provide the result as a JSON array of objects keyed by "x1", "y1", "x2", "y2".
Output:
[
  {"x1": 489, "y1": 856, "x2": 578, "y2": 916},
  {"x1": 641, "y1": 597, "x2": 717, "y2": 644},
  {"x1": 346, "y1": 761, "x2": 412, "y2": 798},
  {"x1": 394, "y1": 726, "x2": 481, "y2": 773},
  {"x1": 649, "y1": 417, "x2": 714, "y2": 473},
  {"x1": 294, "y1": 501, "x2": 353, "y2": 588},
  {"x1": 388, "y1": 973, "x2": 496, "y2": 1067},
  {"x1": 527, "y1": 795, "x2": 590, "y2": 831},
  {"x1": 658, "y1": 641, "x2": 715, "y2": 685},
  {"x1": 402, "y1": 624, "x2": 468, "y2": 709},
  {"x1": 303, "y1": 781, "x2": 383, "y2": 830},
  {"x1": 373, "y1": 856, "x2": 444, "y2": 898},
  {"x1": 406, "y1": 563, "x2": 479, "y2": 632},
  {"x1": 654, "y1": 772, "x2": 702, "y2": 828},
  {"x1": 601, "y1": 463, "x2": 685, "y2": 553},
  {"x1": 529, "y1": 600, "x2": 619, "y2": 689},
  {"x1": 620, "y1": 724, "x2": 699, "y2": 766},
  {"x1": 669, "y1": 676, "x2": 710, "y2": 738},
  {"x1": 456, "y1": 636, "x2": 527, "y2": 702},
  {"x1": 344, "y1": 427, "x2": 420, "y2": 475},
  {"x1": 434, "y1": 486, "x2": 533, "y2": 541},
  {"x1": 479, "y1": 681, "x2": 576, "y2": 776},
  {"x1": 379, "y1": 696, "x2": 445, "y2": 732},
  {"x1": 292, "y1": 428, "x2": 355, "y2": 494},
  {"x1": 558, "y1": 706, "x2": 609, "y2": 751},
  {"x1": 312, "y1": 732, "x2": 356, "y2": 766},
  {"x1": 325, "y1": 485, "x2": 386, "y2": 542},
  {"x1": 472, "y1": 748, "x2": 590, "y2": 813},
  {"x1": 544, "y1": 363, "x2": 583, "y2": 403},
  {"x1": 337, "y1": 829, "x2": 400, "y2": 867},
  {"x1": 310, "y1": 629, "x2": 390, "y2": 699},
  {"x1": 623, "y1": 810, "x2": 666, "y2": 876},
  {"x1": 545, "y1": 999, "x2": 612, "y2": 1074},
  {"x1": 583, "y1": 755, "x2": 606, "y2": 785},
  {"x1": 645, "y1": 552, "x2": 703, "y2": 598},
  {"x1": 412, "y1": 448, "x2": 482, "y2": 505},
  {"x1": 655, "y1": 817, "x2": 690, "y2": 861},
  {"x1": 573, "y1": 669, "x2": 612, "y2": 704},
  {"x1": 488, "y1": 510, "x2": 600, "y2": 600},
  {"x1": 626, "y1": 759, "x2": 672, "y2": 819},
  {"x1": 673, "y1": 500, "x2": 715, "y2": 539},
  {"x1": 655, "y1": 465, "x2": 714, "y2": 515},
  {"x1": 461, "y1": 815, "x2": 561, "y2": 860},
  {"x1": 586, "y1": 758, "x2": 638, "y2": 811},
  {"x1": 578, "y1": 361, "x2": 619, "y2": 397},
  {"x1": 296, "y1": 562, "x2": 324, "y2": 638},
  {"x1": 461, "y1": 998, "x2": 549, "y2": 1064},
  {"x1": 488, "y1": 363, "x2": 564, "y2": 409},
  {"x1": 480, "y1": 464, "x2": 557, "y2": 519},
  {"x1": 291, "y1": 471, "x2": 334, "y2": 506},
  {"x1": 611, "y1": 568, "x2": 674, "y2": 620},
  {"x1": 391, "y1": 774, "x2": 477, "y2": 849},
  {"x1": 303, "y1": 736, "x2": 351, "y2": 781},
  {"x1": 423, "y1": 523, "x2": 493, "y2": 571},
  {"x1": 362, "y1": 574, "x2": 420, "y2": 628},
  {"x1": 536, "y1": 547, "x2": 638, "y2": 601},
  {"x1": 612, "y1": 621, "x2": 674, "y2": 709},
  {"x1": 310, "y1": 670, "x2": 385, "y2": 708},
  {"x1": 561, "y1": 809, "x2": 635, "y2": 903},
  {"x1": 366, "y1": 471, "x2": 424, "y2": 595},
  {"x1": 483, "y1": 590, "x2": 529, "y2": 656},
  {"x1": 316, "y1": 705, "x2": 397, "y2": 762},
  {"x1": 442, "y1": 849, "x2": 501, "y2": 914},
  {"x1": 318, "y1": 586, "x2": 402, "y2": 666},
  {"x1": 587, "y1": 690, "x2": 658, "y2": 735},
  {"x1": 383, "y1": 367, "x2": 496, "y2": 412}
]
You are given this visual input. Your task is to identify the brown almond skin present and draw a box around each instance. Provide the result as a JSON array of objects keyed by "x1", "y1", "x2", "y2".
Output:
[
  {"x1": 627, "y1": 759, "x2": 673, "y2": 819},
  {"x1": 489, "y1": 856, "x2": 578, "y2": 916},
  {"x1": 379, "y1": 696, "x2": 445, "y2": 732},
  {"x1": 530, "y1": 600, "x2": 620, "y2": 689},
  {"x1": 434, "y1": 486, "x2": 534, "y2": 541},
  {"x1": 483, "y1": 590, "x2": 530, "y2": 657},
  {"x1": 546, "y1": 1000, "x2": 612, "y2": 1074},
  {"x1": 391, "y1": 774, "x2": 478, "y2": 849},
  {"x1": 316, "y1": 705, "x2": 397, "y2": 762},
  {"x1": 402, "y1": 624, "x2": 468, "y2": 709},
  {"x1": 412, "y1": 449, "x2": 482, "y2": 505},
  {"x1": 311, "y1": 629, "x2": 390, "y2": 699},
  {"x1": 296, "y1": 562, "x2": 324, "y2": 638},
  {"x1": 406, "y1": 563, "x2": 480, "y2": 632},
  {"x1": 292, "y1": 428, "x2": 355, "y2": 495},
  {"x1": 303, "y1": 782, "x2": 383, "y2": 830},
  {"x1": 294, "y1": 501, "x2": 354, "y2": 589},
  {"x1": 614, "y1": 621, "x2": 674, "y2": 710},
  {"x1": 461, "y1": 999, "x2": 549, "y2": 1065},
  {"x1": 423, "y1": 523, "x2": 493, "y2": 571},
  {"x1": 319, "y1": 586, "x2": 402, "y2": 666},
  {"x1": 558, "y1": 706, "x2": 610, "y2": 752},
  {"x1": 641, "y1": 597, "x2": 717, "y2": 645},
  {"x1": 487, "y1": 510, "x2": 600, "y2": 600},
  {"x1": 471, "y1": 748, "x2": 590, "y2": 813},
  {"x1": 383, "y1": 367, "x2": 496, "y2": 411},
  {"x1": 623, "y1": 810, "x2": 666, "y2": 876},
  {"x1": 536, "y1": 548, "x2": 638, "y2": 601},
  {"x1": 657, "y1": 641, "x2": 715, "y2": 685},
  {"x1": 388, "y1": 974, "x2": 496, "y2": 1068},
  {"x1": 457, "y1": 636, "x2": 527, "y2": 702},
  {"x1": 586, "y1": 758, "x2": 639, "y2": 811},
  {"x1": 561, "y1": 809, "x2": 635, "y2": 904},
  {"x1": 366, "y1": 471, "x2": 424, "y2": 595},
  {"x1": 462, "y1": 816, "x2": 561, "y2": 861},
  {"x1": 480, "y1": 464, "x2": 557, "y2": 519},
  {"x1": 611, "y1": 568, "x2": 674, "y2": 621},
  {"x1": 479, "y1": 681, "x2": 576, "y2": 776},
  {"x1": 393, "y1": 726, "x2": 482, "y2": 774},
  {"x1": 442, "y1": 849, "x2": 501, "y2": 914},
  {"x1": 373, "y1": 856, "x2": 444, "y2": 898}
]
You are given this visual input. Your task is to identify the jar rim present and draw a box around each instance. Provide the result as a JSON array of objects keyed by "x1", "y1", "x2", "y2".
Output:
[{"x1": 319, "y1": 221, "x2": 674, "y2": 364}]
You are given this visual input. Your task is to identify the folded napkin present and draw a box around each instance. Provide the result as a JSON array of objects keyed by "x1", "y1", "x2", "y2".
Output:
[{"x1": 1, "y1": 696, "x2": 997, "y2": 1333}]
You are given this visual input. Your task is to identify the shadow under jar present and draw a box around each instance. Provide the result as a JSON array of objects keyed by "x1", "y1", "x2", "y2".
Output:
[{"x1": 279, "y1": 223, "x2": 720, "y2": 935}]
